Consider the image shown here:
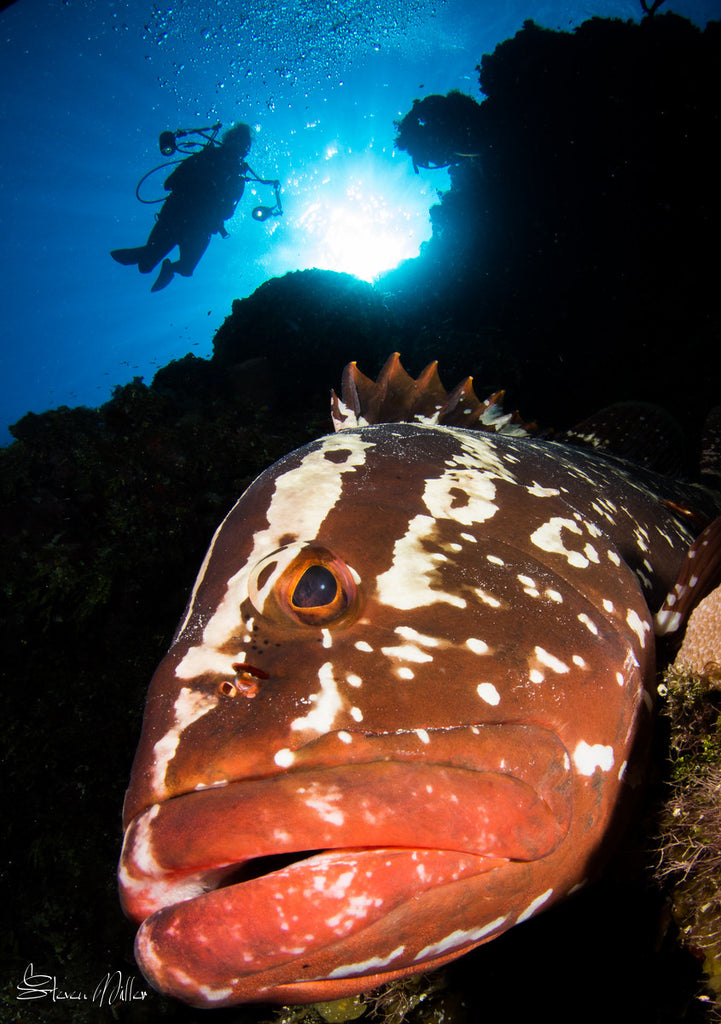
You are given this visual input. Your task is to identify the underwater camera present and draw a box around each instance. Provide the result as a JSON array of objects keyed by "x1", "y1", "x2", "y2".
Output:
[
  {"x1": 159, "y1": 131, "x2": 177, "y2": 157},
  {"x1": 250, "y1": 180, "x2": 283, "y2": 222}
]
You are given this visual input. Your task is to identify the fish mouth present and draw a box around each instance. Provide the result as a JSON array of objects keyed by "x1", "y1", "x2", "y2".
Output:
[{"x1": 119, "y1": 724, "x2": 571, "y2": 1007}]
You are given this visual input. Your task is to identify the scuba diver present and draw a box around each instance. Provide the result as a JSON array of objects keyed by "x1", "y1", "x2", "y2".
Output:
[
  {"x1": 394, "y1": 92, "x2": 485, "y2": 173},
  {"x1": 111, "y1": 122, "x2": 281, "y2": 292}
]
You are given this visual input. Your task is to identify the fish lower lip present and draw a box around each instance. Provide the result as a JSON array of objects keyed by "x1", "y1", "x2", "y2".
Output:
[{"x1": 134, "y1": 845, "x2": 508, "y2": 1007}]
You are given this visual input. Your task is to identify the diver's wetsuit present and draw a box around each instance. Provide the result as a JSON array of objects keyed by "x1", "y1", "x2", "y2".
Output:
[{"x1": 111, "y1": 144, "x2": 246, "y2": 289}]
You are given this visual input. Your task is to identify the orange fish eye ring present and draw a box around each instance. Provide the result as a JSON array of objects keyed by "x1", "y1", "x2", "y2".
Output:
[
  {"x1": 248, "y1": 544, "x2": 359, "y2": 628},
  {"x1": 276, "y1": 549, "x2": 358, "y2": 626}
]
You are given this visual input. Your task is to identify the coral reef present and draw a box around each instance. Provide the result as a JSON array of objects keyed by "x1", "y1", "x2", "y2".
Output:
[
  {"x1": 655, "y1": 664, "x2": 721, "y2": 1016},
  {"x1": 381, "y1": 13, "x2": 721, "y2": 437},
  {"x1": 212, "y1": 268, "x2": 395, "y2": 411},
  {"x1": 675, "y1": 585, "x2": 721, "y2": 677}
]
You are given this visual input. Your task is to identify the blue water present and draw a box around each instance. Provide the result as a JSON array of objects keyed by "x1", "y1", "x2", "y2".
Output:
[{"x1": 0, "y1": 0, "x2": 717, "y2": 443}]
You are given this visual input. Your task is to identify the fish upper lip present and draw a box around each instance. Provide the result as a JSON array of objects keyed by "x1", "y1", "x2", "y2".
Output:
[{"x1": 119, "y1": 724, "x2": 572, "y2": 923}]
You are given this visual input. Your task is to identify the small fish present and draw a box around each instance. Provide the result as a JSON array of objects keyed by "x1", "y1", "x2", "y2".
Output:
[{"x1": 119, "y1": 354, "x2": 721, "y2": 1007}]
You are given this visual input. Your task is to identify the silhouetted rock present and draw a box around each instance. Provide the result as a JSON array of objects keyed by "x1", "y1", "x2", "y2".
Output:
[
  {"x1": 212, "y1": 269, "x2": 395, "y2": 410},
  {"x1": 381, "y1": 13, "x2": 721, "y2": 433}
]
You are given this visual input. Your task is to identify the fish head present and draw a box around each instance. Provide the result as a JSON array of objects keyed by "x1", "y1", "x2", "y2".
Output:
[{"x1": 119, "y1": 421, "x2": 652, "y2": 1007}]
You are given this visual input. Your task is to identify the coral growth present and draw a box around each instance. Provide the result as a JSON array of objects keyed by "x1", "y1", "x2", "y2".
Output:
[
  {"x1": 655, "y1": 664, "x2": 721, "y2": 1015},
  {"x1": 675, "y1": 585, "x2": 721, "y2": 677}
]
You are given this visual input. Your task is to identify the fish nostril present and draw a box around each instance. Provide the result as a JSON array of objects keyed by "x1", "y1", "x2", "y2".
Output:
[
  {"x1": 217, "y1": 663, "x2": 270, "y2": 699},
  {"x1": 232, "y1": 663, "x2": 269, "y2": 679}
]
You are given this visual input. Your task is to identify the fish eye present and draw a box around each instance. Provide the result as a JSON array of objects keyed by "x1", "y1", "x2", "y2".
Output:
[
  {"x1": 281, "y1": 553, "x2": 356, "y2": 626},
  {"x1": 248, "y1": 545, "x2": 358, "y2": 627},
  {"x1": 291, "y1": 565, "x2": 338, "y2": 608}
]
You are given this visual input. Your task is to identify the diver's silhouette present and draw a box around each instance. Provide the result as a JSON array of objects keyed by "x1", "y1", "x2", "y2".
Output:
[
  {"x1": 111, "y1": 123, "x2": 252, "y2": 291},
  {"x1": 395, "y1": 92, "x2": 484, "y2": 173}
]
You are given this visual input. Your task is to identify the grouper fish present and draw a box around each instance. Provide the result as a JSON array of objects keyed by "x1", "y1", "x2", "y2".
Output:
[{"x1": 118, "y1": 354, "x2": 721, "y2": 1007}]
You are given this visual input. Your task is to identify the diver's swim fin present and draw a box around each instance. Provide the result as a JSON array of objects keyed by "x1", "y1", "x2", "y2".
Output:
[
  {"x1": 151, "y1": 259, "x2": 175, "y2": 292},
  {"x1": 110, "y1": 247, "x2": 144, "y2": 266}
]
